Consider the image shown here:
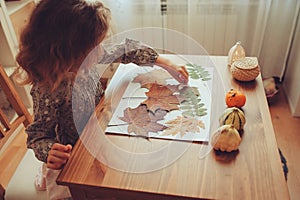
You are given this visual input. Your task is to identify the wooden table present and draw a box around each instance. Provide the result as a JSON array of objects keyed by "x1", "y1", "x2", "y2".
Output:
[{"x1": 57, "y1": 55, "x2": 289, "y2": 200}]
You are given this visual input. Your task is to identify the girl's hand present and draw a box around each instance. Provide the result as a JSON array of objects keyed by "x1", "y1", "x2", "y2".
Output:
[
  {"x1": 47, "y1": 143, "x2": 72, "y2": 170},
  {"x1": 167, "y1": 65, "x2": 189, "y2": 84},
  {"x1": 155, "y1": 56, "x2": 189, "y2": 84}
]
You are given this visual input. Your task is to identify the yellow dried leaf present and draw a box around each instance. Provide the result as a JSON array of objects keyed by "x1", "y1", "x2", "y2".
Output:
[{"x1": 163, "y1": 116, "x2": 205, "y2": 137}]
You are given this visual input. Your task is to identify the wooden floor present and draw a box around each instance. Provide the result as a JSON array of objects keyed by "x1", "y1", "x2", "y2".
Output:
[
  {"x1": 269, "y1": 84, "x2": 300, "y2": 200},
  {"x1": 0, "y1": 83, "x2": 299, "y2": 199},
  {"x1": 0, "y1": 127, "x2": 27, "y2": 188}
]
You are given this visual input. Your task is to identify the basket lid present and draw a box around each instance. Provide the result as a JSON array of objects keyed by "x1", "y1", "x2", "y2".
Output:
[{"x1": 233, "y1": 57, "x2": 258, "y2": 70}]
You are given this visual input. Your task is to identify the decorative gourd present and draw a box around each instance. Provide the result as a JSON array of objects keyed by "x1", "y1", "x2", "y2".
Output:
[
  {"x1": 219, "y1": 107, "x2": 246, "y2": 131},
  {"x1": 211, "y1": 124, "x2": 241, "y2": 152},
  {"x1": 228, "y1": 41, "x2": 246, "y2": 67},
  {"x1": 225, "y1": 89, "x2": 246, "y2": 108}
]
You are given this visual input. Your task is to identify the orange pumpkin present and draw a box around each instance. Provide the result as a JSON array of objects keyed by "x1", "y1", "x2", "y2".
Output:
[{"x1": 225, "y1": 89, "x2": 246, "y2": 108}]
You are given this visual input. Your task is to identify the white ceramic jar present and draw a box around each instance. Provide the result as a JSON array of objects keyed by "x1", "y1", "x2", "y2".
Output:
[{"x1": 227, "y1": 41, "x2": 246, "y2": 67}]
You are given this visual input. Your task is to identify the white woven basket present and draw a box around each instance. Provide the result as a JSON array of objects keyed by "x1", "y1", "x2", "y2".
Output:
[{"x1": 231, "y1": 58, "x2": 260, "y2": 81}]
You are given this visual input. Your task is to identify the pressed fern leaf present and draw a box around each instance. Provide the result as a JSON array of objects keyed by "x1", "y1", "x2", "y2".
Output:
[
  {"x1": 186, "y1": 63, "x2": 211, "y2": 81},
  {"x1": 178, "y1": 86, "x2": 207, "y2": 117}
]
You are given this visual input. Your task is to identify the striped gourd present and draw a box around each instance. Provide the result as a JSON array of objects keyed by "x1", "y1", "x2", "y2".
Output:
[{"x1": 219, "y1": 107, "x2": 246, "y2": 131}]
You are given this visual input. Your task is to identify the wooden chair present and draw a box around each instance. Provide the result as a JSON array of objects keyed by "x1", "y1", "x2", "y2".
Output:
[
  {"x1": 0, "y1": 65, "x2": 32, "y2": 149},
  {"x1": 0, "y1": 183, "x2": 4, "y2": 200}
]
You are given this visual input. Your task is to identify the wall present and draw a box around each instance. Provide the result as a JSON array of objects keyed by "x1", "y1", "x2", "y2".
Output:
[{"x1": 283, "y1": 9, "x2": 300, "y2": 117}]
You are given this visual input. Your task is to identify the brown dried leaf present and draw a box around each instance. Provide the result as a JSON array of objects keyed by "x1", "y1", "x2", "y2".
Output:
[
  {"x1": 132, "y1": 69, "x2": 173, "y2": 89},
  {"x1": 142, "y1": 84, "x2": 181, "y2": 112},
  {"x1": 119, "y1": 105, "x2": 167, "y2": 137},
  {"x1": 163, "y1": 116, "x2": 205, "y2": 137}
]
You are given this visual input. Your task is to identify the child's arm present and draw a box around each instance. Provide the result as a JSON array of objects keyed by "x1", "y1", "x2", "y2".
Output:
[
  {"x1": 155, "y1": 56, "x2": 189, "y2": 84},
  {"x1": 98, "y1": 38, "x2": 189, "y2": 84},
  {"x1": 26, "y1": 81, "x2": 77, "y2": 165},
  {"x1": 26, "y1": 126, "x2": 58, "y2": 163}
]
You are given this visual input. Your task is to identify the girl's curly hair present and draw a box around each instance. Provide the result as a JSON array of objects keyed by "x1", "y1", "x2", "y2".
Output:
[{"x1": 16, "y1": 0, "x2": 110, "y2": 90}]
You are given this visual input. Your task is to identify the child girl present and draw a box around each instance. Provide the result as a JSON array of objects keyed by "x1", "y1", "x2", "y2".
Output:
[{"x1": 15, "y1": 0, "x2": 188, "y2": 199}]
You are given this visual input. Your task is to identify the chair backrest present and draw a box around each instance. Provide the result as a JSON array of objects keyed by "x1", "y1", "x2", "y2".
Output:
[
  {"x1": 0, "y1": 183, "x2": 4, "y2": 200},
  {"x1": 0, "y1": 65, "x2": 32, "y2": 148}
]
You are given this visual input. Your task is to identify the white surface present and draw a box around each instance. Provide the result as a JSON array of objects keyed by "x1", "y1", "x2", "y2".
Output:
[
  {"x1": 5, "y1": 149, "x2": 48, "y2": 200},
  {"x1": 105, "y1": 63, "x2": 213, "y2": 142}
]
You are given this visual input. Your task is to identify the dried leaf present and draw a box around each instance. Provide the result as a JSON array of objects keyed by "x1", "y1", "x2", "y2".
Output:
[
  {"x1": 142, "y1": 84, "x2": 181, "y2": 112},
  {"x1": 178, "y1": 86, "x2": 200, "y2": 101},
  {"x1": 132, "y1": 69, "x2": 173, "y2": 89},
  {"x1": 119, "y1": 105, "x2": 167, "y2": 137},
  {"x1": 186, "y1": 63, "x2": 211, "y2": 81},
  {"x1": 163, "y1": 116, "x2": 205, "y2": 137},
  {"x1": 178, "y1": 86, "x2": 207, "y2": 117}
]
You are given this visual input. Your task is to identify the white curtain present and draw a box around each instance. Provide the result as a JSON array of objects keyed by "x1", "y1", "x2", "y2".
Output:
[
  {"x1": 164, "y1": 0, "x2": 271, "y2": 56},
  {"x1": 102, "y1": 0, "x2": 163, "y2": 47},
  {"x1": 101, "y1": 0, "x2": 300, "y2": 80},
  {"x1": 259, "y1": 0, "x2": 300, "y2": 80}
]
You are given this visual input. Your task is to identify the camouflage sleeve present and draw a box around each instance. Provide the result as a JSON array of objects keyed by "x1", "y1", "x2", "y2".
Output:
[{"x1": 98, "y1": 38, "x2": 159, "y2": 66}]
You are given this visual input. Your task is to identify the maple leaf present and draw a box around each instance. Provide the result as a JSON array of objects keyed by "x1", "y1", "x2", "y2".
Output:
[
  {"x1": 162, "y1": 116, "x2": 205, "y2": 137},
  {"x1": 119, "y1": 105, "x2": 167, "y2": 137},
  {"x1": 142, "y1": 84, "x2": 181, "y2": 113},
  {"x1": 132, "y1": 69, "x2": 173, "y2": 89}
]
